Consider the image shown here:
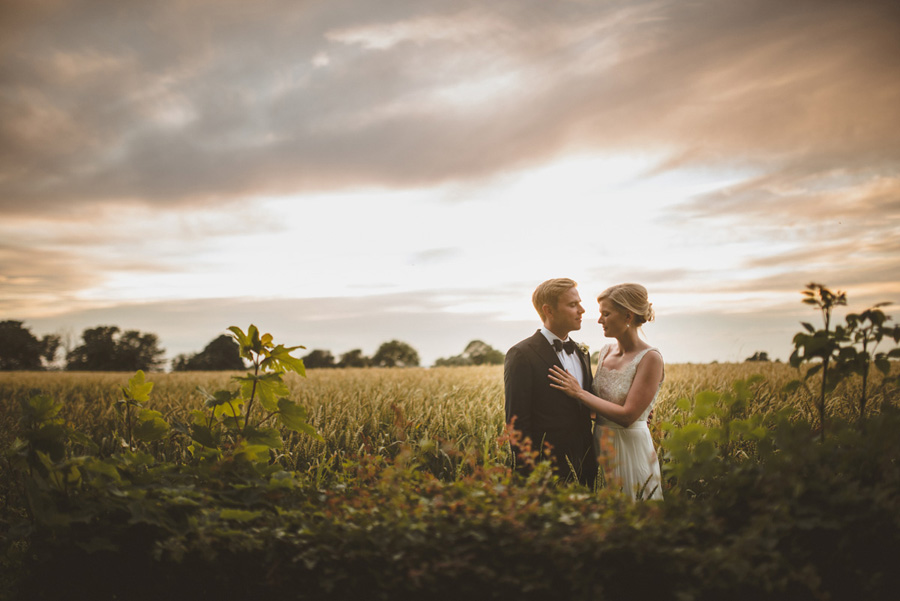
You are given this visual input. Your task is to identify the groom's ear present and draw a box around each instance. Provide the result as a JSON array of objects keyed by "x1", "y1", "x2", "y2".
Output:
[{"x1": 542, "y1": 302, "x2": 555, "y2": 318}]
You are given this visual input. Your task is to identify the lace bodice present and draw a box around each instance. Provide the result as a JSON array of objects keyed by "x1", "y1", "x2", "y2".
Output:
[{"x1": 592, "y1": 344, "x2": 664, "y2": 423}]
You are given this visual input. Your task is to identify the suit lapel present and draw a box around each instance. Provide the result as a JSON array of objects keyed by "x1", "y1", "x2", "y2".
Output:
[
  {"x1": 526, "y1": 330, "x2": 561, "y2": 369},
  {"x1": 528, "y1": 331, "x2": 592, "y2": 386},
  {"x1": 573, "y1": 340, "x2": 592, "y2": 389}
]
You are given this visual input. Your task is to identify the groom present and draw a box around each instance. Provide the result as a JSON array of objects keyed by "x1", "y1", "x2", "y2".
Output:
[{"x1": 504, "y1": 278, "x2": 597, "y2": 488}]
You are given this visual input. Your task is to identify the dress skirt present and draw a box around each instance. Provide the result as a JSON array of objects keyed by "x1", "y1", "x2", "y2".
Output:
[{"x1": 593, "y1": 418, "x2": 663, "y2": 501}]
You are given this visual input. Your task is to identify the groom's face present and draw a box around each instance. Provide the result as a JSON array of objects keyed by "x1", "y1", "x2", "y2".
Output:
[{"x1": 546, "y1": 286, "x2": 584, "y2": 336}]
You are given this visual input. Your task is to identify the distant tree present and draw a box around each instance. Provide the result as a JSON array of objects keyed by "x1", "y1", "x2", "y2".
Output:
[
  {"x1": 0, "y1": 320, "x2": 60, "y2": 370},
  {"x1": 67, "y1": 326, "x2": 165, "y2": 371},
  {"x1": 372, "y1": 340, "x2": 420, "y2": 368},
  {"x1": 172, "y1": 334, "x2": 245, "y2": 371},
  {"x1": 435, "y1": 340, "x2": 505, "y2": 367},
  {"x1": 745, "y1": 351, "x2": 771, "y2": 362},
  {"x1": 67, "y1": 326, "x2": 118, "y2": 371},
  {"x1": 338, "y1": 349, "x2": 371, "y2": 368},
  {"x1": 434, "y1": 355, "x2": 471, "y2": 367},
  {"x1": 463, "y1": 340, "x2": 505, "y2": 365},
  {"x1": 303, "y1": 349, "x2": 336, "y2": 369}
]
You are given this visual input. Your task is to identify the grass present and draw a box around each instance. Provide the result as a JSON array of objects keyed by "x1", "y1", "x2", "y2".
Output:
[{"x1": 3, "y1": 361, "x2": 897, "y2": 469}]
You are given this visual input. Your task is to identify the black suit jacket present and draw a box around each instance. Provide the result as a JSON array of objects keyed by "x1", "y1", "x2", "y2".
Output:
[{"x1": 504, "y1": 330, "x2": 597, "y2": 487}]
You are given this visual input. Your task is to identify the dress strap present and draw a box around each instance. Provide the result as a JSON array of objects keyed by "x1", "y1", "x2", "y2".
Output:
[
  {"x1": 634, "y1": 347, "x2": 664, "y2": 382},
  {"x1": 600, "y1": 344, "x2": 613, "y2": 362}
]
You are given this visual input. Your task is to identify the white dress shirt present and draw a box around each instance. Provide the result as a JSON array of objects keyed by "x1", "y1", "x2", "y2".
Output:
[{"x1": 540, "y1": 327, "x2": 586, "y2": 388}]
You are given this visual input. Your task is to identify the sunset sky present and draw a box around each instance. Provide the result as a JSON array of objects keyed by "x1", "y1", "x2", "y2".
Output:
[{"x1": 2, "y1": 0, "x2": 899, "y2": 367}]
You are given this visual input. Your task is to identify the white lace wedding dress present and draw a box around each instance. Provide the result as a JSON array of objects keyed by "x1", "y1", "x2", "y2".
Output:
[{"x1": 592, "y1": 344, "x2": 664, "y2": 501}]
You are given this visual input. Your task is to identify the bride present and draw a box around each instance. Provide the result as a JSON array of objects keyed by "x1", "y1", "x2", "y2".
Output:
[{"x1": 548, "y1": 283, "x2": 664, "y2": 501}]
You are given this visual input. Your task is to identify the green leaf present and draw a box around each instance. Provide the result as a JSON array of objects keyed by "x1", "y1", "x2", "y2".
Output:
[
  {"x1": 189, "y1": 410, "x2": 208, "y2": 426},
  {"x1": 123, "y1": 370, "x2": 153, "y2": 403},
  {"x1": 81, "y1": 457, "x2": 122, "y2": 482},
  {"x1": 138, "y1": 408, "x2": 165, "y2": 421},
  {"x1": 228, "y1": 325, "x2": 262, "y2": 360},
  {"x1": 244, "y1": 426, "x2": 283, "y2": 449},
  {"x1": 277, "y1": 398, "x2": 322, "y2": 440},
  {"x1": 801, "y1": 322, "x2": 816, "y2": 333},
  {"x1": 260, "y1": 344, "x2": 307, "y2": 376},
  {"x1": 219, "y1": 508, "x2": 264, "y2": 522},
  {"x1": 213, "y1": 398, "x2": 244, "y2": 420},
  {"x1": 201, "y1": 388, "x2": 240, "y2": 408},
  {"x1": 134, "y1": 415, "x2": 170, "y2": 442},
  {"x1": 28, "y1": 424, "x2": 68, "y2": 461},
  {"x1": 693, "y1": 391, "x2": 719, "y2": 419},
  {"x1": 190, "y1": 424, "x2": 219, "y2": 449},
  {"x1": 236, "y1": 373, "x2": 289, "y2": 410},
  {"x1": 804, "y1": 364, "x2": 823, "y2": 379},
  {"x1": 269, "y1": 471, "x2": 297, "y2": 489},
  {"x1": 20, "y1": 394, "x2": 63, "y2": 424},
  {"x1": 234, "y1": 442, "x2": 271, "y2": 462},
  {"x1": 678, "y1": 422, "x2": 707, "y2": 444},
  {"x1": 221, "y1": 415, "x2": 243, "y2": 430},
  {"x1": 782, "y1": 380, "x2": 803, "y2": 394}
]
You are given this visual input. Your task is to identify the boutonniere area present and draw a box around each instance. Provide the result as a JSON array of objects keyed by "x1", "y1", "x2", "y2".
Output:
[{"x1": 577, "y1": 342, "x2": 590, "y2": 355}]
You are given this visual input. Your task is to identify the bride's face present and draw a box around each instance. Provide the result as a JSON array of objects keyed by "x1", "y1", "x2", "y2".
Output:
[{"x1": 597, "y1": 299, "x2": 630, "y2": 338}]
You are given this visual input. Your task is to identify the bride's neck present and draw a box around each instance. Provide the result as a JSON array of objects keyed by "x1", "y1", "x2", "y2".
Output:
[{"x1": 615, "y1": 331, "x2": 642, "y2": 354}]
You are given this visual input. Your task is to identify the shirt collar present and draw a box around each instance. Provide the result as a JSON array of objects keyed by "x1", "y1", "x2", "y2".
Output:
[{"x1": 540, "y1": 327, "x2": 569, "y2": 346}]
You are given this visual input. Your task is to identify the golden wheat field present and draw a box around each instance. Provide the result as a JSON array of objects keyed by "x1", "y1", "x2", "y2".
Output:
[{"x1": 3, "y1": 362, "x2": 898, "y2": 472}]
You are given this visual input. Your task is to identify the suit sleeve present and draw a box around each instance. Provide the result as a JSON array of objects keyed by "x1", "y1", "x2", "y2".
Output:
[{"x1": 504, "y1": 345, "x2": 534, "y2": 443}]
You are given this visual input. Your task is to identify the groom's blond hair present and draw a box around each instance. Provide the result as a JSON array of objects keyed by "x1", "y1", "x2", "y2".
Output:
[{"x1": 532, "y1": 278, "x2": 577, "y2": 321}]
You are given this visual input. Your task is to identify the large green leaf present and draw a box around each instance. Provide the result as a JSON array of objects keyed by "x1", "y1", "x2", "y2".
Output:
[
  {"x1": 213, "y1": 398, "x2": 244, "y2": 420},
  {"x1": 27, "y1": 423, "x2": 68, "y2": 462},
  {"x1": 236, "y1": 373, "x2": 289, "y2": 411},
  {"x1": 692, "y1": 391, "x2": 719, "y2": 419},
  {"x1": 189, "y1": 409, "x2": 208, "y2": 426},
  {"x1": 782, "y1": 380, "x2": 803, "y2": 394},
  {"x1": 134, "y1": 414, "x2": 170, "y2": 442},
  {"x1": 123, "y1": 370, "x2": 154, "y2": 403},
  {"x1": 277, "y1": 398, "x2": 322, "y2": 440},
  {"x1": 228, "y1": 325, "x2": 265, "y2": 360},
  {"x1": 190, "y1": 424, "x2": 219, "y2": 449},
  {"x1": 234, "y1": 442, "x2": 271, "y2": 462},
  {"x1": 260, "y1": 344, "x2": 307, "y2": 376},
  {"x1": 200, "y1": 387, "x2": 240, "y2": 408},
  {"x1": 245, "y1": 426, "x2": 283, "y2": 449},
  {"x1": 81, "y1": 457, "x2": 122, "y2": 483},
  {"x1": 21, "y1": 394, "x2": 63, "y2": 424}
]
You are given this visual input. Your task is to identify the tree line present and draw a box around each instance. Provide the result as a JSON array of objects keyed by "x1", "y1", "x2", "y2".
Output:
[
  {"x1": 1, "y1": 321, "x2": 504, "y2": 371},
  {"x1": 1, "y1": 321, "x2": 168, "y2": 372}
]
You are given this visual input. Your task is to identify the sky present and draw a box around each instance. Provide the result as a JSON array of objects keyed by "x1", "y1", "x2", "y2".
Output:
[{"x1": 2, "y1": 0, "x2": 899, "y2": 367}]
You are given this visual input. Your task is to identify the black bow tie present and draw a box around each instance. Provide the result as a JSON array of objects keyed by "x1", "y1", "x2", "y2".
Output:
[{"x1": 553, "y1": 339, "x2": 578, "y2": 355}]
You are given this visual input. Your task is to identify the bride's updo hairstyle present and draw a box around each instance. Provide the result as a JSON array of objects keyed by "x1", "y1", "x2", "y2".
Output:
[{"x1": 597, "y1": 283, "x2": 655, "y2": 326}]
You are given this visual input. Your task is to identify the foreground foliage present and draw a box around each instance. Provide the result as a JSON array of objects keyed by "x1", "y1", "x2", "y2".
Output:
[{"x1": 2, "y1": 336, "x2": 900, "y2": 599}]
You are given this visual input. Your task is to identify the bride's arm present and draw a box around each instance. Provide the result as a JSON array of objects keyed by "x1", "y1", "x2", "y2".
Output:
[{"x1": 548, "y1": 352, "x2": 663, "y2": 427}]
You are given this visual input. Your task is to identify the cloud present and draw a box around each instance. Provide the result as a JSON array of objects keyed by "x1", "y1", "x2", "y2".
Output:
[
  {"x1": 3, "y1": 0, "x2": 897, "y2": 214},
  {"x1": 0, "y1": 243, "x2": 98, "y2": 316},
  {"x1": 410, "y1": 247, "x2": 463, "y2": 264},
  {"x1": 2, "y1": 0, "x2": 898, "y2": 367}
]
